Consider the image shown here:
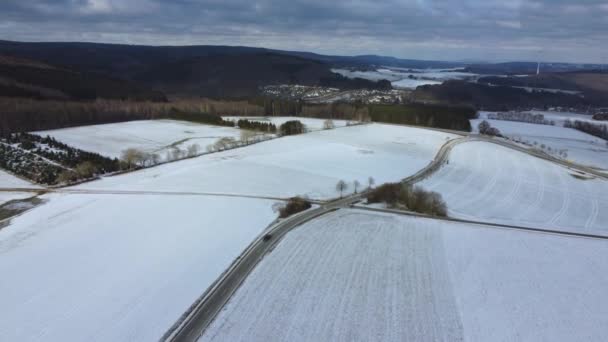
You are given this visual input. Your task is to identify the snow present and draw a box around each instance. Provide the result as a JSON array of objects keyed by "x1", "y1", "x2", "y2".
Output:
[
  {"x1": 81, "y1": 124, "x2": 456, "y2": 200},
  {"x1": 36, "y1": 120, "x2": 243, "y2": 160},
  {"x1": 0, "y1": 193, "x2": 277, "y2": 341},
  {"x1": 222, "y1": 116, "x2": 350, "y2": 131},
  {"x1": 471, "y1": 118, "x2": 608, "y2": 170},
  {"x1": 202, "y1": 210, "x2": 464, "y2": 342},
  {"x1": 332, "y1": 68, "x2": 477, "y2": 89},
  {"x1": 392, "y1": 78, "x2": 442, "y2": 89},
  {"x1": 419, "y1": 141, "x2": 608, "y2": 234},
  {"x1": 0, "y1": 170, "x2": 39, "y2": 206},
  {"x1": 202, "y1": 210, "x2": 608, "y2": 342}
]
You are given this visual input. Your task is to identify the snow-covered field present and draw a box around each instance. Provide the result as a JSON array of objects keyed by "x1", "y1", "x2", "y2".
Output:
[
  {"x1": 202, "y1": 210, "x2": 608, "y2": 342},
  {"x1": 0, "y1": 193, "x2": 276, "y2": 341},
  {"x1": 36, "y1": 120, "x2": 243, "y2": 160},
  {"x1": 471, "y1": 118, "x2": 608, "y2": 170},
  {"x1": 392, "y1": 78, "x2": 442, "y2": 89},
  {"x1": 420, "y1": 141, "x2": 608, "y2": 234},
  {"x1": 0, "y1": 170, "x2": 39, "y2": 206},
  {"x1": 82, "y1": 124, "x2": 456, "y2": 200},
  {"x1": 223, "y1": 116, "x2": 350, "y2": 131}
]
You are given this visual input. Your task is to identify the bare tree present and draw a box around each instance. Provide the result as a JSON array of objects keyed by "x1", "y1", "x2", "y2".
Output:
[
  {"x1": 336, "y1": 180, "x2": 348, "y2": 198},
  {"x1": 186, "y1": 143, "x2": 200, "y2": 157},
  {"x1": 353, "y1": 180, "x2": 360, "y2": 194},
  {"x1": 150, "y1": 153, "x2": 160, "y2": 165},
  {"x1": 121, "y1": 148, "x2": 144, "y2": 168},
  {"x1": 214, "y1": 137, "x2": 236, "y2": 151},
  {"x1": 323, "y1": 119, "x2": 335, "y2": 130},
  {"x1": 368, "y1": 176, "x2": 375, "y2": 189},
  {"x1": 169, "y1": 147, "x2": 183, "y2": 161},
  {"x1": 240, "y1": 130, "x2": 256, "y2": 145},
  {"x1": 75, "y1": 161, "x2": 98, "y2": 178}
]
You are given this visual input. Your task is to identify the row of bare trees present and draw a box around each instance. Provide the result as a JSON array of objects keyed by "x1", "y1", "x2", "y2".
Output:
[{"x1": 336, "y1": 177, "x2": 375, "y2": 197}]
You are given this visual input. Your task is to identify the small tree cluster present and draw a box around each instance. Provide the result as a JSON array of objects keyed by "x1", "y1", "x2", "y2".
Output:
[
  {"x1": 478, "y1": 120, "x2": 502, "y2": 137},
  {"x1": 279, "y1": 120, "x2": 306, "y2": 136},
  {"x1": 0, "y1": 143, "x2": 65, "y2": 184},
  {"x1": 120, "y1": 148, "x2": 161, "y2": 168},
  {"x1": 237, "y1": 119, "x2": 277, "y2": 133},
  {"x1": 274, "y1": 197, "x2": 312, "y2": 218},
  {"x1": 6, "y1": 133, "x2": 121, "y2": 173},
  {"x1": 366, "y1": 182, "x2": 447, "y2": 217},
  {"x1": 487, "y1": 112, "x2": 555, "y2": 125}
]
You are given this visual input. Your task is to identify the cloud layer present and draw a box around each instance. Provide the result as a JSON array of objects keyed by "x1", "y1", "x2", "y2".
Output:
[{"x1": 1, "y1": 0, "x2": 607, "y2": 63}]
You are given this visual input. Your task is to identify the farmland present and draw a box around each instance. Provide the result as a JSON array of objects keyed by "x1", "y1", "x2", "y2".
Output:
[
  {"x1": 0, "y1": 194, "x2": 276, "y2": 341},
  {"x1": 419, "y1": 141, "x2": 608, "y2": 234},
  {"x1": 202, "y1": 210, "x2": 608, "y2": 342},
  {"x1": 78, "y1": 123, "x2": 456, "y2": 200},
  {"x1": 36, "y1": 119, "x2": 244, "y2": 160},
  {"x1": 0, "y1": 116, "x2": 607, "y2": 341},
  {"x1": 471, "y1": 117, "x2": 608, "y2": 170}
]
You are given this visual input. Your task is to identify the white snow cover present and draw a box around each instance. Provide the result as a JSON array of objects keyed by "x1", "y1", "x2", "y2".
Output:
[
  {"x1": 471, "y1": 118, "x2": 608, "y2": 170},
  {"x1": 0, "y1": 193, "x2": 276, "y2": 341},
  {"x1": 419, "y1": 141, "x2": 608, "y2": 234},
  {"x1": 0, "y1": 170, "x2": 39, "y2": 205},
  {"x1": 332, "y1": 68, "x2": 476, "y2": 89},
  {"x1": 81, "y1": 124, "x2": 456, "y2": 200},
  {"x1": 36, "y1": 120, "x2": 243, "y2": 159},
  {"x1": 202, "y1": 210, "x2": 608, "y2": 342},
  {"x1": 391, "y1": 78, "x2": 442, "y2": 89},
  {"x1": 222, "y1": 116, "x2": 350, "y2": 131}
]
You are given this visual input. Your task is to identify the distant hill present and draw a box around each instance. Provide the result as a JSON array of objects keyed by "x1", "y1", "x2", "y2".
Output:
[
  {"x1": 412, "y1": 80, "x2": 608, "y2": 111},
  {"x1": 478, "y1": 71, "x2": 608, "y2": 93},
  {"x1": 0, "y1": 40, "x2": 465, "y2": 78},
  {"x1": 0, "y1": 40, "x2": 398, "y2": 98},
  {"x1": 465, "y1": 62, "x2": 605, "y2": 75},
  {"x1": 0, "y1": 54, "x2": 166, "y2": 101},
  {"x1": 135, "y1": 53, "x2": 345, "y2": 97}
]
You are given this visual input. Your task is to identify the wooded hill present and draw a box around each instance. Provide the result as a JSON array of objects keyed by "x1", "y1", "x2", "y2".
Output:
[{"x1": 0, "y1": 40, "x2": 391, "y2": 99}]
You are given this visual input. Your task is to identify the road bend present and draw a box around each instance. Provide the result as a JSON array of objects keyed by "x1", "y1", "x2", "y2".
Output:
[{"x1": 162, "y1": 193, "x2": 363, "y2": 342}]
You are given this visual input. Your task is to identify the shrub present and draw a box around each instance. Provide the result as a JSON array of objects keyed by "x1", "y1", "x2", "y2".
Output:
[
  {"x1": 279, "y1": 120, "x2": 306, "y2": 136},
  {"x1": 366, "y1": 183, "x2": 448, "y2": 217},
  {"x1": 277, "y1": 197, "x2": 312, "y2": 218}
]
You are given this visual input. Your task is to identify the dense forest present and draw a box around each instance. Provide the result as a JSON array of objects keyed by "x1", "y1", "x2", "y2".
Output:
[
  {"x1": 412, "y1": 80, "x2": 607, "y2": 110},
  {"x1": 0, "y1": 96, "x2": 477, "y2": 135}
]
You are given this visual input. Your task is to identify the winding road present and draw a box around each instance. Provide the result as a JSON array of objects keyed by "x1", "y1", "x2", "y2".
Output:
[
  {"x1": 162, "y1": 133, "x2": 608, "y2": 342},
  {"x1": 0, "y1": 126, "x2": 605, "y2": 342}
]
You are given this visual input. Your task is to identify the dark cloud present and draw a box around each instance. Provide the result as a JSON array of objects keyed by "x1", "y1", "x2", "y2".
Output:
[{"x1": 0, "y1": 0, "x2": 607, "y2": 63}]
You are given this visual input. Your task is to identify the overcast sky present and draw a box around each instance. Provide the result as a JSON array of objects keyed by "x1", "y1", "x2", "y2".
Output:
[{"x1": 1, "y1": 0, "x2": 607, "y2": 63}]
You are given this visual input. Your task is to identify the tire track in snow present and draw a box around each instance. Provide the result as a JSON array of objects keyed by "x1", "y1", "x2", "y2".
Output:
[{"x1": 201, "y1": 210, "x2": 464, "y2": 342}]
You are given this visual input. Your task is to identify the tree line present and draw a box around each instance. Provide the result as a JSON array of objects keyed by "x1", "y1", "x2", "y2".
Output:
[
  {"x1": 564, "y1": 119, "x2": 608, "y2": 141},
  {"x1": 0, "y1": 95, "x2": 477, "y2": 137},
  {"x1": 236, "y1": 119, "x2": 277, "y2": 133}
]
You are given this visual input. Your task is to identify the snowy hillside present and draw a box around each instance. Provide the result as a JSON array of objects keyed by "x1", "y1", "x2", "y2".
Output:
[
  {"x1": 419, "y1": 141, "x2": 608, "y2": 234},
  {"x1": 79, "y1": 124, "x2": 456, "y2": 200},
  {"x1": 36, "y1": 120, "x2": 243, "y2": 160},
  {"x1": 0, "y1": 194, "x2": 276, "y2": 341},
  {"x1": 471, "y1": 117, "x2": 608, "y2": 170}
]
